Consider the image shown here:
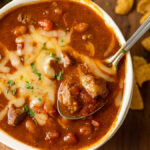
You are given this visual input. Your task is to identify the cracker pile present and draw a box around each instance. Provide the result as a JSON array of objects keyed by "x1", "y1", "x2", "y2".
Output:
[{"x1": 115, "y1": 0, "x2": 150, "y2": 110}]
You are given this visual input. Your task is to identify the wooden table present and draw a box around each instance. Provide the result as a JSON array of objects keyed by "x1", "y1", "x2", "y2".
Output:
[{"x1": 0, "y1": 0, "x2": 150, "y2": 150}]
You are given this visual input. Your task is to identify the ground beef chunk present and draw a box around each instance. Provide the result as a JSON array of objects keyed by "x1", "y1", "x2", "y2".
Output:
[{"x1": 8, "y1": 104, "x2": 26, "y2": 126}]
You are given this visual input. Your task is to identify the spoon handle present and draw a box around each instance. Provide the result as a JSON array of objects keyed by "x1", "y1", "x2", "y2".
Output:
[
  {"x1": 107, "y1": 16, "x2": 150, "y2": 67},
  {"x1": 124, "y1": 16, "x2": 150, "y2": 51}
]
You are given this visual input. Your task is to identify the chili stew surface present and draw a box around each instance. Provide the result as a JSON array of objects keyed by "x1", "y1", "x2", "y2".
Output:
[{"x1": 0, "y1": 1, "x2": 125, "y2": 150}]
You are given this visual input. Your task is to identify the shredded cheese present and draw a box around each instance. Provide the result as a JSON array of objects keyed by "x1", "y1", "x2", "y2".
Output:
[{"x1": 0, "y1": 26, "x2": 71, "y2": 121}]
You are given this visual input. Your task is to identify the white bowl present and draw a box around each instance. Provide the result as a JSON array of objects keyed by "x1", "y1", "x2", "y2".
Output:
[{"x1": 0, "y1": 0, "x2": 133, "y2": 150}]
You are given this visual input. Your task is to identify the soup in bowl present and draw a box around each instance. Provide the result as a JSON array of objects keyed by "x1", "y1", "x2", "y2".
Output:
[{"x1": 0, "y1": 0, "x2": 133, "y2": 150}]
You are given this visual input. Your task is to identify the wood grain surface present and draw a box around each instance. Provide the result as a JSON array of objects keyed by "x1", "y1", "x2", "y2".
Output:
[{"x1": 0, "y1": 0, "x2": 150, "y2": 150}]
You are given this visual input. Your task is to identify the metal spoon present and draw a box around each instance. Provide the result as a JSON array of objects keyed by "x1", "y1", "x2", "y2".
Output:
[
  {"x1": 57, "y1": 16, "x2": 150, "y2": 120},
  {"x1": 106, "y1": 16, "x2": 150, "y2": 70}
]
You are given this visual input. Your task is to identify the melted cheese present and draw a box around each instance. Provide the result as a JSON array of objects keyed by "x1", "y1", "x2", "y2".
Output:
[{"x1": 0, "y1": 26, "x2": 71, "y2": 121}]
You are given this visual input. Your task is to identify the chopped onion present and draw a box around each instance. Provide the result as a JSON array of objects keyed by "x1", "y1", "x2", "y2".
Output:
[
  {"x1": 85, "y1": 41, "x2": 95, "y2": 56},
  {"x1": 83, "y1": 57, "x2": 115, "y2": 82},
  {"x1": 104, "y1": 34, "x2": 115, "y2": 57},
  {"x1": 96, "y1": 60, "x2": 116, "y2": 75},
  {"x1": 64, "y1": 47, "x2": 115, "y2": 82}
]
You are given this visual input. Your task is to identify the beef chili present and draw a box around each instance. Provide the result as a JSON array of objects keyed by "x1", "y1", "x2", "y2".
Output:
[{"x1": 0, "y1": 1, "x2": 125, "y2": 150}]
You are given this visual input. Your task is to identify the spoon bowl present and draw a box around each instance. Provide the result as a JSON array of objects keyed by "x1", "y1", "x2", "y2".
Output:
[{"x1": 57, "y1": 97, "x2": 108, "y2": 120}]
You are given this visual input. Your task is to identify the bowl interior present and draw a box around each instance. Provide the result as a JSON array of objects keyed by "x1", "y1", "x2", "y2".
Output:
[{"x1": 0, "y1": 0, "x2": 133, "y2": 150}]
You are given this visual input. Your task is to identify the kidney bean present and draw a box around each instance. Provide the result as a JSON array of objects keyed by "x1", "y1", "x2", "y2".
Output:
[
  {"x1": 74, "y1": 23, "x2": 89, "y2": 33},
  {"x1": 54, "y1": 8, "x2": 63, "y2": 15},
  {"x1": 13, "y1": 26, "x2": 27, "y2": 36},
  {"x1": 91, "y1": 120, "x2": 100, "y2": 127},
  {"x1": 38, "y1": 19, "x2": 53, "y2": 31},
  {"x1": 64, "y1": 132, "x2": 77, "y2": 144},
  {"x1": 43, "y1": 10, "x2": 49, "y2": 15},
  {"x1": 25, "y1": 120, "x2": 36, "y2": 134},
  {"x1": 82, "y1": 34, "x2": 93, "y2": 40},
  {"x1": 79, "y1": 123, "x2": 92, "y2": 135},
  {"x1": 45, "y1": 130, "x2": 60, "y2": 141}
]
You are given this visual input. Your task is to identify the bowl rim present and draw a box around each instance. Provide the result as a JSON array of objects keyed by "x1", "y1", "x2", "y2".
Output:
[{"x1": 0, "y1": 0, "x2": 133, "y2": 150}]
